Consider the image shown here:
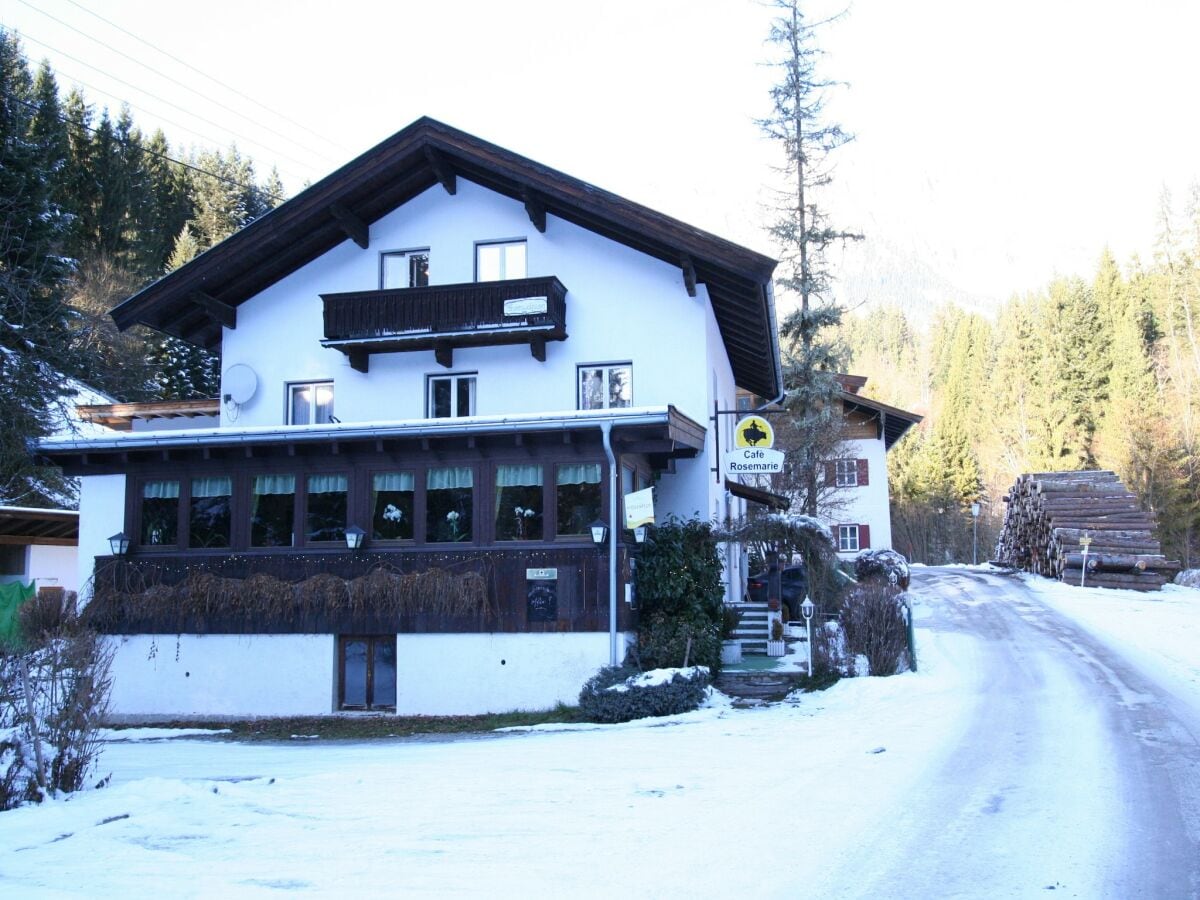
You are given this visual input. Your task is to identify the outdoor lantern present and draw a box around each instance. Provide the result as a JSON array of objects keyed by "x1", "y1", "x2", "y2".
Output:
[
  {"x1": 108, "y1": 532, "x2": 130, "y2": 557},
  {"x1": 971, "y1": 501, "x2": 981, "y2": 518},
  {"x1": 633, "y1": 525, "x2": 648, "y2": 544},
  {"x1": 800, "y1": 596, "x2": 815, "y2": 620},
  {"x1": 345, "y1": 525, "x2": 366, "y2": 551},
  {"x1": 589, "y1": 520, "x2": 609, "y2": 547}
]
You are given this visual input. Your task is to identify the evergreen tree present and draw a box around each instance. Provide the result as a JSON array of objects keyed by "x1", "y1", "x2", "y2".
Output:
[
  {"x1": 760, "y1": 0, "x2": 860, "y2": 516},
  {"x1": 148, "y1": 225, "x2": 219, "y2": 399}
]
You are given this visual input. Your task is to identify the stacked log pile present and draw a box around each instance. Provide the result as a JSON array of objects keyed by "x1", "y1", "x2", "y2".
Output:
[{"x1": 995, "y1": 471, "x2": 1178, "y2": 591}]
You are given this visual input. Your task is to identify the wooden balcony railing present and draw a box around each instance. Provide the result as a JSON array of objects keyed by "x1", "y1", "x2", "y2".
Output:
[{"x1": 321, "y1": 276, "x2": 568, "y2": 372}]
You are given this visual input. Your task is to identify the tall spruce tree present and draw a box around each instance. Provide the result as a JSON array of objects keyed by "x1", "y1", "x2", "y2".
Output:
[{"x1": 760, "y1": 0, "x2": 861, "y2": 516}]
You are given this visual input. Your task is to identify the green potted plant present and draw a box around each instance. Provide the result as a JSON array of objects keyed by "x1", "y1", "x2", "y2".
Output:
[
  {"x1": 720, "y1": 605, "x2": 743, "y2": 665},
  {"x1": 766, "y1": 617, "x2": 786, "y2": 657}
]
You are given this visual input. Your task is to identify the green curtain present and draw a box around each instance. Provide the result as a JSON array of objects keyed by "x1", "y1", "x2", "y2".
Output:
[{"x1": 0, "y1": 581, "x2": 36, "y2": 645}]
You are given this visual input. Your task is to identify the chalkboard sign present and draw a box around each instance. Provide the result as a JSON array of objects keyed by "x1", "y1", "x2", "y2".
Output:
[{"x1": 526, "y1": 578, "x2": 558, "y2": 623}]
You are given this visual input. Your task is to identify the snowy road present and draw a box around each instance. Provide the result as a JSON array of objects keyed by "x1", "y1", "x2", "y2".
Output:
[
  {"x1": 812, "y1": 567, "x2": 1200, "y2": 899},
  {"x1": 1, "y1": 568, "x2": 1198, "y2": 897}
]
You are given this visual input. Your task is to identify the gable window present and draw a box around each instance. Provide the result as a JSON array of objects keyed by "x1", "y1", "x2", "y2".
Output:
[
  {"x1": 476, "y1": 240, "x2": 526, "y2": 281},
  {"x1": 428, "y1": 373, "x2": 476, "y2": 418},
  {"x1": 251, "y1": 474, "x2": 296, "y2": 547},
  {"x1": 381, "y1": 249, "x2": 429, "y2": 289},
  {"x1": 140, "y1": 480, "x2": 179, "y2": 546},
  {"x1": 838, "y1": 525, "x2": 861, "y2": 553},
  {"x1": 495, "y1": 464, "x2": 543, "y2": 541},
  {"x1": 371, "y1": 471, "x2": 414, "y2": 541},
  {"x1": 339, "y1": 635, "x2": 396, "y2": 710},
  {"x1": 427, "y1": 466, "x2": 473, "y2": 542},
  {"x1": 189, "y1": 476, "x2": 232, "y2": 549},
  {"x1": 306, "y1": 474, "x2": 348, "y2": 543},
  {"x1": 835, "y1": 459, "x2": 858, "y2": 488},
  {"x1": 289, "y1": 382, "x2": 334, "y2": 425},
  {"x1": 557, "y1": 463, "x2": 602, "y2": 537},
  {"x1": 578, "y1": 364, "x2": 632, "y2": 410}
]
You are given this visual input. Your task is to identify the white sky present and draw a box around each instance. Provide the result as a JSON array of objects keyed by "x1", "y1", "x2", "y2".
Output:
[{"x1": 5, "y1": 0, "x2": 1199, "y2": 307}]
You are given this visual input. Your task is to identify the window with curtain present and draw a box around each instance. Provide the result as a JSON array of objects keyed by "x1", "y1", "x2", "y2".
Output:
[
  {"x1": 427, "y1": 466, "x2": 473, "y2": 542},
  {"x1": 289, "y1": 382, "x2": 334, "y2": 425},
  {"x1": 140, "y1": 479, "x2": 179, "y2": 545},
  {"x1": 495, "y1": 464, "x2": 543, "y2": 541},
  {"x1": 556, "y1": 463, "x2": 601, "y2": 537},
  {"x1": 577, "y1": 364, "x2": 632, "y2": 410},
  {"x1": 189, "y1": 476, "x2": 232, "y2": 548},
  {"x1": 306, "y1": 473, "x2": 348, "y2": 543},
  {"x1": 371, "y1": 471, "x2": 414, "y2": 541},
  {"x1": 251, "y1": 474, "x2": 296, "y2": 547}
]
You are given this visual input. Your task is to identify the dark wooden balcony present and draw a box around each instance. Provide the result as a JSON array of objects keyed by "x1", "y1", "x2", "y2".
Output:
[{"x1": 321, "y1": 276, "x2": 568, "y2": 372}]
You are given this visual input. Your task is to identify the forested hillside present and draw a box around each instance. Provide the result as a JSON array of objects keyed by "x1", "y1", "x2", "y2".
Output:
[
  {"x1": 0, "y1": 31, "x2": 282, "y2": 505},
  {"x1": 841, "y1": 214, "x2": 1200, "y2": 568}
]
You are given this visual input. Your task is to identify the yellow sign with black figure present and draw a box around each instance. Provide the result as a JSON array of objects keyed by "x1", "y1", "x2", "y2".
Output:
[{"x1": 734, "y1": 415, "x2": 775, "y2": 449}]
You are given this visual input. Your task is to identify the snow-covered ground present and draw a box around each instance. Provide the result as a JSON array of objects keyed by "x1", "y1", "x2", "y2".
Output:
[{"x1": 0, "y1": 569, "x2": 1197, "y2": 897}]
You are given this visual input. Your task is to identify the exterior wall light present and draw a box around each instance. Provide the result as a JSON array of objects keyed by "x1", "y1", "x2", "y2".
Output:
[
  {"x1": 345, "y1": 525, "x2": 366, "y2": 551},
  {"x1": 633, "y1": 525, "x2": 648, "y2": 544},
  {"x1": 589, "y1": 520, "x2": 609, "y2": 547},
  {"x1": 108, "y1": 532, "x2": 130, "y2": 557}
]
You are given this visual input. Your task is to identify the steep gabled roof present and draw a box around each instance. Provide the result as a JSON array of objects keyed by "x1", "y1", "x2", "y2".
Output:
[
  {"x1": 840, "y1": 391, "x2": 923, "y2": 449},
  {"x1": 111, "y1": 117, "x2": 781, "y2": 398}
]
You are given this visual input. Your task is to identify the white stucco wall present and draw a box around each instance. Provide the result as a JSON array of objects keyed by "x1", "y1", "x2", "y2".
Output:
[
  {"x1": 104, "y1": 631, "x2": 628, "y2": 720},
  {"x1": 219, "y1": 180, "x2": 716, "y2": 431},
  {"x1": 76, "y1": 474, "x2": 126, "y2": 604},
  {"x1": 27, "y1": 544, "x2": 79, "y2": 595},
  {"x1": 106, "y1": 634, "x2": 335, "y2": 720},
  {"x1": 829, "y1": 436, "x2": 894, "y2": 557}
]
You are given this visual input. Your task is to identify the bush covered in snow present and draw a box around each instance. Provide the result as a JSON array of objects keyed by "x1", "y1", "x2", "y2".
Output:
[
  {"x1": 578, "y1": 665, "x2": 710, "y2": 723},
  {"x1": 854, "y1": 549, "x2": 911, "y2": 590},
  {"x1": 1175, "y1": 569, "x2": 1200, "y2": 589},
  {"x1": 0, "y1": 594, "x2": 112, "y2": 811},
  {"x1": 838, "y1": 582, "x2": 910, "y2": 677}
]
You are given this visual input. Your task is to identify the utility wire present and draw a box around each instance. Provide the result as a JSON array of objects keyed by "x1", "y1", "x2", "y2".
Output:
[
  {"x1": 14, "y1": 29, "x2": 326, "y2": 179},
  {"x1": 17, "y1": 0, "x2": 343, "y2": 167},
  {"x1": 12, "y1": 94, "x2": 286, "y2": 204},
  {"x1": 61, "y1": 0, "x2": 352, "y2": 156}
]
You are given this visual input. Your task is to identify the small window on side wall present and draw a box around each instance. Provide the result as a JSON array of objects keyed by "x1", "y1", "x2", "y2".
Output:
[
  {"x1": 428, "y1": 373, "x2": 476, "y2": 418},
  {"x1": 339, "y1": 635, "x2": 396, "y2": 710},
  {"x1": 141, "y1": 480, "x2": 179, "y2": 546},
  {"x1": 381, "y1": 249, "x2": 429, "y2": 289},
  {"x1": 578, "y1": 364, "x2": 632, "y2": 410},
  {"x1": 289, "y1": 382, "x2": 334, "y2": 425},
  {"x1": 835, "y1": 459, "x2": 858, "y2": 487},
  {"x1": 837, "y1": 524, "x2": 860, "y2": 553},
  {"x1": 476, "y1": 240, "x2": 526, "y2": 281}
]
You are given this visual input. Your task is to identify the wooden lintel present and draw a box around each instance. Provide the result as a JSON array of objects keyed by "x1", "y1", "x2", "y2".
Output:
[
  {"x1": 523, "y1": 190, "x2": 546, "y2": 233},
  {"x1": 681, "y1": 255, "x2": 697, "y2": 297},
  {"x1": 424, "y1": 147, "x2": 457, "y2": 195},
  {"x1": 348, "y1": 348, "x2": 369, "y2": 374},
  {"x1": 329, "y1": 202, "x2": 369, "y2": 249},
  {"x1": 434, "y1": 342, "x2": 453, "y2": 368},
  {"x1": 191, "y1": 290, "x2": 237, "y2": 329},
  {"x1": 0, "y1": 535, "x2": 77, "y2": 547},
  {"x1": 530, "y1": 336, "x2": 546, "y2": 362}
]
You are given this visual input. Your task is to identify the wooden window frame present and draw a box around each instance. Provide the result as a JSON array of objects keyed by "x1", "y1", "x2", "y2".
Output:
[
  {"x1": 337, "y1": 634, "x2": 397, "y2": 711},
  {"x1": 838, "y1": 524, "x2": 860, "y2": 553}
]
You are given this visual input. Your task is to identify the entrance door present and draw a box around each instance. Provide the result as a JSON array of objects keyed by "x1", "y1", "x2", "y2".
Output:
[{"x1": 338, "y1": 635, "x2": 397, "y2": 710}]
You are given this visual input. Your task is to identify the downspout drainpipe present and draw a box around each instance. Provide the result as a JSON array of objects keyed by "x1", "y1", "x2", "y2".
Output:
[{"x1": 600, "y1": 420, "x2": 619, "y2": 666}]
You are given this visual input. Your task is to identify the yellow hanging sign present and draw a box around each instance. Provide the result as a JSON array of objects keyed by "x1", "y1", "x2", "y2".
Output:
[{"x1": 734, "y1": 415, "x2": 775, "y2": 450}]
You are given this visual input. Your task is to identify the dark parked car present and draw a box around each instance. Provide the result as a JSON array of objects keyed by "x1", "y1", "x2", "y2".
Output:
[{"x1": 746, "y1": 564, "x2": 809, "y2": 618}]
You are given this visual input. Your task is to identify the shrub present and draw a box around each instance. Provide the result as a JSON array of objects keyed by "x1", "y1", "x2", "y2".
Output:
[
  {"x1": 578, "y1": 665, "x2": 710, "y2": 723},
  {"x1": 637, "y1": 610, "x2": 721, "y2": 673},
  {"x1": 839, "y1": 582, "x2": 909, "y2": 677},
  {"x1": 854, "y1": 549, "x2": 910, "y2": 589}
]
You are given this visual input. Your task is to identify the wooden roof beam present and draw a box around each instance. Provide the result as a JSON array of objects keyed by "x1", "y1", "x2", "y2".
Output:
[
  {"x1": 191, "y1": 290, "x2": 237, "y2": 330},
  {"x1": 681, "y1": 255, "x2": 697, "y2": 297},
  {"x1": 424, "y1": 147, "x2": 457, "y2": 195},
  {"x1": 524, "y1": 189, "x2": 547, "y2": 233},
  {"x1": 329, "y1": 203, "x2": 369, "y2": 249}
]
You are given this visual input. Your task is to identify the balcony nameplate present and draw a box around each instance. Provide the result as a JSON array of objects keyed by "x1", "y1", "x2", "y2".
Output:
[
  {"x1": 526, "y1": 567, "x2": 558, "y2": 580},
  {"x1": 504, "y1": 296, "x2": 548, "y2": 316}
]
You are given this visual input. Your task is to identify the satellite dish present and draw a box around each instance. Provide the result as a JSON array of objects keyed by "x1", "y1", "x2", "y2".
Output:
[{"x1": 223, "y1": 364, "x2": 258, "y2": 405}]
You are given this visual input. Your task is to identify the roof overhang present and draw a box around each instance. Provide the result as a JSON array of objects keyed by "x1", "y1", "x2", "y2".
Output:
[
  {"x1": 840, "y1": 391, "x2": 923, "y2": 449},
  {"x1": 38, "y1": 406, "x2": 705, "y2": 475},
  {"x1": 76, "y1": 398, "x2": 220, "y2": 431},
  {"x1": 0, "y1": 507, "x2": 79, "y2": 546},
  {"x1": 108, "y1": 117, "x2": 781, "y2": 399}
]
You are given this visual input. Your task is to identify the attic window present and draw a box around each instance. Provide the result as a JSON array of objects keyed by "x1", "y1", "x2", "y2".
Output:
[{"x1": 476, "y1": 240, "x2": 526, "y2": 281}]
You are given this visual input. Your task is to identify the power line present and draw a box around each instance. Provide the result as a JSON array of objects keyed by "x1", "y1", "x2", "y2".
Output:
[
  {"x1": 16, "y1": 0, "x2": 344, "y2": 168},
  {"x1": 14, "y1": 29, "x2": 328, "y2": 179},
  {"x1": 12, "y1": 94, "x2": 285, "y2": 204},
  {"x1": 61, "y1": 0, "x2": 352, "y2": 157}
]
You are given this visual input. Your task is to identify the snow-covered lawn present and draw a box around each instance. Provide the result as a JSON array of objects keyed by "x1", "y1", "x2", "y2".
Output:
[
  {"x1": 1019, "y1": 573, "x2": 1200, "y2": 708},
  {"x1": 0, "y1": 621, "x2": 978, "y2": 898}
]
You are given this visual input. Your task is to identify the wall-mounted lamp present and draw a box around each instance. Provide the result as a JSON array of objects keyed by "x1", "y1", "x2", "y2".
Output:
[
  {"x1": 108, "y1": 532, "x2": 130, "y2": 557},
  {"x1": 633, "y1": 525, "x2": 648, "y2": 544},
  {"x1": 345, "y1": 525, "x2": 366, "y2": 552},
  {"x1": 589, "y1": 520, "x2": 609, "y2": 547}
]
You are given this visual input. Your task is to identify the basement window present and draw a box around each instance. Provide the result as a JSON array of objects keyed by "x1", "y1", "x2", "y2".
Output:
[{"x1": 339, "y1": 635, "x2": 397, "y2": 710}]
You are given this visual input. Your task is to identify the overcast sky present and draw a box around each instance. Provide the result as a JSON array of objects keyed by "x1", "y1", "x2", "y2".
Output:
[{"x1": 5, "y1": 0, "x2": 1199, "y2": 309}]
